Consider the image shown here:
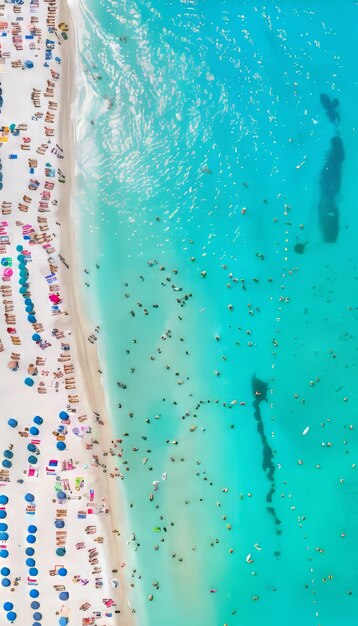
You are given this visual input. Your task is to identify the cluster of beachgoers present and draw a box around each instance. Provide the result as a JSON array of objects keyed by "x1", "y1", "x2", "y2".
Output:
[{"x1": 0, "y1": 1, "x2": 134, "y2": 625}]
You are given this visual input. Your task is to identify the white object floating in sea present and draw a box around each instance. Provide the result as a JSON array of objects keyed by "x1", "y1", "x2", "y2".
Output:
[{"x1": 302, "y1": 426, "x2": 310, "y2": 436}]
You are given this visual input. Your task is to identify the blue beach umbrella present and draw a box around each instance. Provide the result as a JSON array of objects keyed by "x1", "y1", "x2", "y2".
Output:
[
  {"x1": 28, "y1": 456, "x2": 38, "y2": 465},
  {"x1": 56, "y1": 441, "x2": 66, "y2": 451},
  {"x1": 27, "y1": 444, "x2": 36, "y2": 452},
  {"x1": 1, "y1": 567, "x2": 10, "y2": 576},
  {"x1": 31, "y1": 602, "x2": 40, "y2": 610},
  {"x1": 0, "y1": 510, "x2": 6, "y2": 518},
  {"x1": 33, "y1": 416, "x2": 43, "y2": 425},
  {"x1": 59, "y1": 619, "x2": 68, "y2": 626},
  {"x1": 19, "y1": 269, "x2": 28, "y2": 277},
  {"x1": 59, "y1": 592, "x2": 69, "y2": 601},
  {"x1": 27, "y1": 535, "x2": 36, "y2": 544},
  {"x1": 26, "y1": 558, "x2": 35, "y2": 567},
  {"x1": 17, "y1": 254, "x2": 25, "y2": 262},
  {"x1": 57, "y1": 491, "x2": 66, "y2": 500},
  {"x1": 25, "y1": 377, "x2": 34, "y2": 387},
  {"x1": 29, "y1": 427, "x2": 39, "y2": 436},
  {"x1": 33, "y1": 623, "x2": 41, "y2": 626},
  {"x1": 3, "y1": 602, "x2": 13, "y2": 611},
  {"x1": 55, "y1": 520, "x2": 65, "y2": 529},
  {"x1": 59, "y1": 411, "x2": 69, "y2": 420},
  {"x1": 19, "y1": 277, "x2": 28, "y2": 285},
  {"x1": 28, "y1": 525, "x2": 37, "y2": 533},
  {"x1": 29, "y1": 589, "x2": 39, "y2": 598},
  {"x1": 19, "y1": 287, "x2": 27, "y2": 295},
  {"x1": 26, "y1": 305, "x2": 34, "y2": 313},
  {"x1": 0, "y1": 495, "x2": 8, "y2": 504},
  {"x1": 4, "y1": 450, "x2": 13, "y2": 459},
  {"x1": 25, "y1": 547, "x2": 35, "y2": 556},
  {"x1": 7, "y1": 611, "x2": 17, "y2": 622},
  {"x1": 2, "y1": 460, "x2": 12, "y2": 469},
  {"x1": 56, "y1": 547, "x2": 66, "y2": 557},
  {"x1": 28, "y1": 315, "x2": 37, "y2": 323},
  {"x1": 24, "y1": 297, "x2": 32, "y2": 304},
  {"x1": 29, "y1": 568, "x2": 38, "y2": 577},
  {"x1": 0, "y1": 533, "x2": 9, "y2": 541},
  {"x1": 7, "y1": 418, "x2": 17, "y2": 428},
  {"x1": 25, "y1": 493, "x2": 34, "y2": 502},
  {"x1": 16, "y1": 245, "x2": 23, "y2": 252},
  {"x1": 33, "y1": 613, "x2": 42, "y2": 621},
  {"x1": 1, "y1": 578, "x2": 10, "y2": 587},
  {"x1": 32, "y1": 333, "x2": 41, "y2": 342},
  {"x1": 0, "y1": 549, "x2": 9, "y2": 558},
  {"x1": 0, "y1": 523, "x2": 8, "y2": 531},
  {"x1": 58, "y1": 567, "x2": 67, "y2": 577}
]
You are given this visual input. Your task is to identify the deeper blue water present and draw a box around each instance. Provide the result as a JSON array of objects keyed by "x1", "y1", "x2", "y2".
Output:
[{"x1": 73, "y1": 1, "x2": 358, "y2": 625}]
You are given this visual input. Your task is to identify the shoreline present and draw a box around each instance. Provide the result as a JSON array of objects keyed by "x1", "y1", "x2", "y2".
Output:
[
  {"x1": 59, "y1": 0, "x2": 136, "y2": 622},
  {"x1": 0, "y1": 0, "x2": 136, "y2": 623}
]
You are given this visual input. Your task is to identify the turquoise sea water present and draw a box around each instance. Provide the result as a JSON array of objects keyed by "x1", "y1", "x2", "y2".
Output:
[{"x1": 73, "y1": 1, "x2": 358, "y2": 625}]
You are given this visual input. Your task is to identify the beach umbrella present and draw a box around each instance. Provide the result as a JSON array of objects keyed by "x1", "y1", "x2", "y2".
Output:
[
  {"x1": 59, "y1": 592, "x2": 69, "y2": 601},
  {"x1": 7, "y1": 419, "x2": 17, "y2": 428},
  {"x1": 32, "y1": 334, "x2": 41, "y2": 342},
  {"x1": 33, "y1": 613, "x2": 42, "y2": 621},
  {"x1": 19, "y1": 269, "x2": 28, "y2": 277},
  {"x1": 26, "y1": 558, "x2": 35, "y2": 567},
  {"x1": 17, "y1": 254, "x2": 25, "y2": 262},
  {"x1": 59, "y1": 411, "x2": 69, "y2": 420},
  {"x1": 0, "y1": 511, "x2": 7, "y2": 518},
  {"x1": 1, "y1": 579, "x2": 10, "y2": 587},
  {"x1": 27, "y1": 535, "x2": 36, "y2": 544},
  {"x1": 55, "y1": 519, "x2": 65, "y2": 529},
  {"x1": 26, "y1": 547, "x2": 35, "y2": 556},
  {"x1": 58, "y1": 567, "x2": 67, "y2": 577},
  {"x1": 27, "y1": 444, "x2": 36, "y2": 452},
  {"x1": 26, "y1": 305, "x2": 34, "y2": 313},
  {"x1": 25, "y1": 377, "x2": 34, "y2": 387},
  {"x1": 28, "y1": 456, "x2": 38, "y2": 465},
  {"x1": 33, "y1": 416, "x2": 43, "y2": 425},
  {"x1": 57, "y1": 491, "x2": 66, "y2": 500},
  {"x1": 56, "y1": 441, "x2": 66, "y2": 451},
  {"x1": 33, "y1": 623, "x2": 41, "y2": 626},
  {"x1": 0, "y1": 549, "x2": 9, "y2": 558},
  {"x1": 6, "y1": 611, "x2": 16, "y2": 622},
  {"x1": 16, "y1": 245, "x2": 23, "y2": 252},
  {"x1": 0, "y1": 524, "x2": 8, "y2": 531},
  {"x1": 3, "y1": 602, "x2": 13, "y2": 611},
  {"x1": 24, "y1": 297, "x2": 32, "y2": 304},
  {"x1": 31, "y1": 602, "x2": 40, "y2": 610},
  {"x1": 19, "y1": 287, "x2": 27, "y2": 294},
  {"x1": 19, "y1": 277, "x2": 28, "y2": 285},
  {"x1": 4, "y1": 450, "x2": 13, "y2": 459},
  {"x1": 29, "y1": 568, "x2": 38, "y2": 577},
  {"x1": 25, "y1": 493, "x2": 34, "y2": 502},
  {"x1": 56, "y1": 547, "x2": 66, "y2": 557},
  {"x1": 29, "y1": 427, "x2": 39, "y2": 436},
  {"x1": 0, "y1": 495, "x2": 8, "y2": 504},
  {"x1": 2, "y1": 460, "x2": 12, "y2": 469},
  {"x1": 28, "y1": 314, "x2": 37, "y2": 323},
  {"x1": 29, "y1": 589, "x2": 39, "y2": 598},
  {"x1": 0, "y1": 533, "x2": 9, "y2": 541},
  {"x1": 28, "y1": 525, "x2": 37, "y2": 533},
  {"x1": 59, "y1": 618, "x2": 68, "y2": 626},
  {"x1": 1, "y1": 567, "x2": 10, "y2": 576}
]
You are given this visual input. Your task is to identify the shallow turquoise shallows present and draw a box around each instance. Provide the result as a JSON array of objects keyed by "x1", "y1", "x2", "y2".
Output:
[{"x1": 74, "y1": 2, "x2": 358, "y2": 625}]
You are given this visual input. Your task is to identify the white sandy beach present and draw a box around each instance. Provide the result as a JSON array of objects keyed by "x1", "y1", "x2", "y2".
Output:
[{"x1": 0, "y1": 1, "x2": 134, "y2": 624}]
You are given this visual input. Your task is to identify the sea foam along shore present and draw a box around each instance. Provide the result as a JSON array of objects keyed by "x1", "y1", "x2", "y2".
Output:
[{"x1": 0, "y1": 0, "x2": 134, "y2": 624}]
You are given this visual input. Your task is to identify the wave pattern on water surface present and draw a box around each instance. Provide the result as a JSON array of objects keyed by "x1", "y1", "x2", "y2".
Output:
[{"x1": 74, "y1": 2, "x2": 358, "y2": 626}]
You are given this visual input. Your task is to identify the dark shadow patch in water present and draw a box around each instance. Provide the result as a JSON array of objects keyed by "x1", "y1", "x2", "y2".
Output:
[
  {"x1": 320, "y1": 92, "x2": 340, "y2": 126},
  {"x1": 318, "y1": 135, "x2": 345, "y2": 242},
  {"x1": 251, "y1": 374, "x2": 281, "y2": 528}
]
